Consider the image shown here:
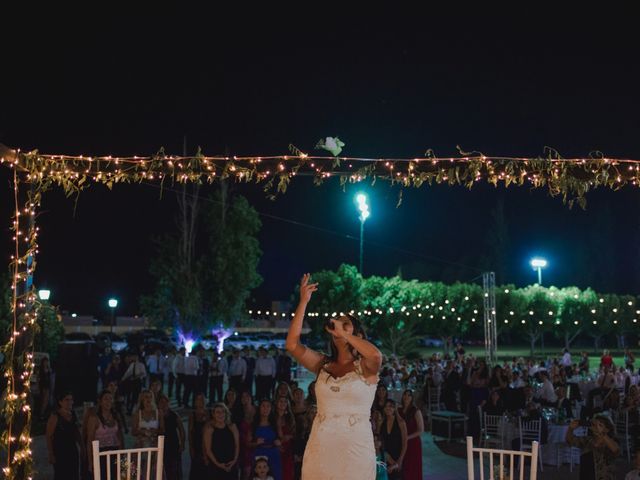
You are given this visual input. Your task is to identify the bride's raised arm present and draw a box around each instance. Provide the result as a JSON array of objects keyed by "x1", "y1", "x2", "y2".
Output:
[{"x1": 285, "y1": 274, "x2": 325, "y2": 374}]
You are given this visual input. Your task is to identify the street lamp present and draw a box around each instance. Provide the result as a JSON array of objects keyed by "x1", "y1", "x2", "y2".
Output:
[
  {"x1": 108, "y1": 298, "x2": 118, "y2": 334},
  {"x1": 356, "y1": 193, "x2": 370, "y2": 274},
  {"x1": 38, "y1": 289, "x2": 51, "y2": 301},
  {"x1": 530, "y1": 258, "x2": 548, "y2": 285}
]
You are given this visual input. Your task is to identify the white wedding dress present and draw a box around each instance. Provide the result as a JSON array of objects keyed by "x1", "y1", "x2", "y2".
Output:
[{"x1": 301, "y1": 359, "x2": 378, "y2": 480}]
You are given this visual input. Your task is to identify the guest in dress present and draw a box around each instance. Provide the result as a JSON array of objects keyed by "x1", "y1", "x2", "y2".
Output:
[
  {"x1": 482, "y1": 390, "x2": 506, "y2": 416},
  {"x1": 86, "y1": 390, "x2": 124, "y2": 480},
  {"x1": 46, "y1": 391, "x2": 82, "y2": 480},
  {"x1": 188, "y1": 392, "x2": 209, "y2": 480},
  {"x1": 38, "y1": 357, "x2": 52, "y2": 420},
  {"x1": 204, "y1": 403, "x2": 240, "y2": 479},
  {"x1": 239, "y1": 390, "x2": 257, "y2": 480},
  {"x1": 374, "y1": 384, "x2": 389, "y2": 415},
  {"x1": 132, "y1": 389, "x2": 164, "y2": 448},
  {"x1": 225, "y1": 387, "x2": 244, "y2": 426},
  {"x1": 275, "y1": 396, "x2": 295, "y2": 480},
  {"x1": 248, "y1": 399, "x2": 282, "y2": 480},
  {"x1": 158, "y1": 394, "x2": 185, "y2": 480},
  {"x1": 381, "y1": 400, "x2": 407, "y2": 480},
  {"x1": 399, "y1": 390, "x2": 423, "y2": 480}
]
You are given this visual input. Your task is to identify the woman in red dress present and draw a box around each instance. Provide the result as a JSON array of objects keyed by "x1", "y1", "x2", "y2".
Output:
[
  {"x1": 399, "y1": 389, "x2": 424, "y2": 480},
  {"x1": 275, "y1": 395, "x2": 295, "y2": 480}
]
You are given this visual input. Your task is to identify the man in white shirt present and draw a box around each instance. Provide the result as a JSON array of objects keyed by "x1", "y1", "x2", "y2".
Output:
[
  {"x1": 536, "y1": 371, "x2": 557, "y2": 405},
  {"x1": 122, "y1": 353, "x2": 147, "y2": 414},
  {"x1": 208, "y1": 351, "x2": 228, "y2": 404},
  {"x1": 254, "y1": 347, "x2": 277, "y2": 400},
  {"x1": 228, "y1": 348, "x2": 247, "y2": 393},
  {"x1": 146, "y1": 349, "x2": 166, "y2": 387},
  {"x1": 183, "y1": 349, "x2": 200, "y2": 408},
  {"x1": 173, "y1": 348, "x2": 186, "y2": 406},
  {"x1": 561, "y1": 348, "x2": 572, "y2": 376}
]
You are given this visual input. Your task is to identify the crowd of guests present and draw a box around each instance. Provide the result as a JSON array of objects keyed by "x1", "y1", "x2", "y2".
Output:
[
  {"x1": 43, "y1": 339, "x2": 640, "y2": 480},
  {"x1": 43, "y1": 344, "x2": 425, "y2": 480}
]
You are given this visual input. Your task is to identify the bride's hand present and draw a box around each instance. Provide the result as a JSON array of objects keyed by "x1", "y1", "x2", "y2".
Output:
[
  {"x1": 325, "y1": 319, "x2": 347, "y2": 339},
  {"x1": 299, "y1": 273, "x2": 318, "y2": 304}
]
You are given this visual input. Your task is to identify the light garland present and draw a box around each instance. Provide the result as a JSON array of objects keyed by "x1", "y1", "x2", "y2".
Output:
[
  {"x1": 2, "y1": 142, "x2": 640, "y2": 477},
  {"x1": 3, "y1": 144, "x2": 640, "y2": 207}
]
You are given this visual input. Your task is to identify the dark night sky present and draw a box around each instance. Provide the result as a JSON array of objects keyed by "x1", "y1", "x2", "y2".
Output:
[{"x1": 2, "y1": 12, "x2": 640, "y2": 317}]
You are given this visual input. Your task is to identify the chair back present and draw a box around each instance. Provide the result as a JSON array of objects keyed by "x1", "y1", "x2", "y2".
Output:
[
  {"x1": 483, "y1": 413, "x2": 503, "y2": 439},
  {"x1": 427, "y1": 386, "x2": 441, "y2": 411},
  {"x1": 466, "y1": 436, "x2": 539, "y2": 480},
  {"x1": 518, "y1": 418, "x2": 542, "y2": 446},
  {"x1": 92, "y1": 436, "x2": 165, "y2": 480}
]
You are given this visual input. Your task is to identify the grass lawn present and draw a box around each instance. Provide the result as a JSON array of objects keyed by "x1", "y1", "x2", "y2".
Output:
[{"x1": 416, "y1": 345, "x2": 626, "y2": 370}]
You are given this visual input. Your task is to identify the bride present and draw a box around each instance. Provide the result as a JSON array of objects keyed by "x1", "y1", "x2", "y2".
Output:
[{"x1": 286, "y1": 274, "x2": 382, "y2": 480}]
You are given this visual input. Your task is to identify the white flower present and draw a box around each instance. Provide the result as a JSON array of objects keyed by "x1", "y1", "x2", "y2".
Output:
[{"x1": 315, "y1": 136, "x2": 345, "y2": 156}]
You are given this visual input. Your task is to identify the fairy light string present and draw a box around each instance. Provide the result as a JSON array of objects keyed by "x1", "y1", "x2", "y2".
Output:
[{"x1": 1, "y1": 142, "x2": 640, "y2": 478}]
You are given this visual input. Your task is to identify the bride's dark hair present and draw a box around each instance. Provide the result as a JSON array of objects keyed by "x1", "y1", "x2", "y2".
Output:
[{"x1": 324, "y1": 313, "x2": 367, "y2": 364}]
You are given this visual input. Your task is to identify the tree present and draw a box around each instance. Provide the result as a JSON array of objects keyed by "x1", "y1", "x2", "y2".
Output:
[
  {"x1": 201, "y1": 191, "x2": 262, "y2": 327},
  {"x1": 428, "y1": 282, "x2": 482, "y2": 354},
  {"x1": 520, "y1": 285, "x2": 555, "y2": 356},
  {"x1": 585, "y1": 293, "x2": 618, "y2": 352},
  {"x1": 495, "y1": 285, "x2": 528, "y2": 343},
  {"x1": 142, "y1": 186, "x2": 262, "y2": 331},
  {"x1": 140, "y1": 233, "x2": 203, "y2": 329},
  {"x1": 555, "y1": 287, "x2": 596, "y2": 350},
  {"x1": 302, "y1": 264, "x2": 364, "y2": 336},
  {"x1": 33, "y1": 303, "x2": 65, "y2": 359}
]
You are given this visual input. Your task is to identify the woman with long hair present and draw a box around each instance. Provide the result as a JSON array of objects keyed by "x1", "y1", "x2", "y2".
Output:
[
  {"x1": 381, "y1": 400, "x2": 408, "y2": 480},
  {"x1": 46, "y1": 391, "x2": 82, "y2": 480},
  {"x1": 398, "y1": 390, "x2": 423, "y2": 480},
  {"x1": 188, "y1": 392, "x2": 210, "y2": 480},
  {"x1": 305, "y1": 381, "x2": 317, "y2": 406},
  {"x1": 86, "y1": 390, "x2": 124, "y2": 479},
  {"x1": 248, "y1": 399, "x2": 282, "y2": 480},
  {"x1": 158, "y1": 394, "x2": 185, "y2": 480},
  {"x1": 38, "y1": 356, "x2": 52, "y2": 420},
  {"x1": 373, "y1": 384, "x2": 389, "y2": 415},
  {"x1": 275, "y1": 395, "x2": 296, "y2": 480},
  {"x1": 286, "y1": 274, "x2": 383, "y2": 480},
  {"x1": 239, "y1": 390, "x2": 257, "y2": 480},
  {"x1": 204, "y1": 402, "x2": 240, "y2": 479},
  {"x1": 225, "y1": 387, "x2": 244, "y2": 426},
  {"x1": 131, "y1": 389, "x2": 164, "y2": 448}
]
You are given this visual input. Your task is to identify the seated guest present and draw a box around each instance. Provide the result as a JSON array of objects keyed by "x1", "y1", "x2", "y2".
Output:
[
  {"x1": 554, "y1": 386, "x2": 572, "y2": 419},
  {"x1": 536, "y1": 371, "x2": 558, "y2": 406},
  {"x1": 482, "y1": 390, "x2": 505, "y2": 416},
  {"x1": 567, "y1": 416, "x2": 619, "y2": 480}
]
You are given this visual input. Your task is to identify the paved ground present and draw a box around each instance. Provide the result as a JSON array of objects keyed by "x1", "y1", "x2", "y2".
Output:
[
  {"x1": 30, "y1": 374, "x2": 636, "y2": 479},
  {"x1": 32, "y1": 428, "x2": 637, "y2": 479}
]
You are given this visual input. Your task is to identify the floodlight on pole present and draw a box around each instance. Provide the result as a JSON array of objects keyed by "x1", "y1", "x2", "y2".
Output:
[
  {"x1": 356, "y1": 193, "x2": 370, "y2": 274},
  {"x1": 530, "y1": 258, "x2": 548, "y2": 285},
  {"x1": 38, "y1": 289, "x2": 51, "y2": 301},
  {"x1": 108, "y1": 298, "x2": 118, "y2": 334}
]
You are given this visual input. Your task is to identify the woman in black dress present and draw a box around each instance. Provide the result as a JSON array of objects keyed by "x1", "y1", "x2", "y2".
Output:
[
  {"x1": 158, "y1": 395, "x2": 185, "y2": 480},
  {"x1": 381, "y1": 399, "x2": 408, "y2": 480},
  {"x1": 189, "y1": 392, "x2": 210, "y2": 480},
  {"x1": 46, "y1": 391, "x2": 82, "y2": 480},
  {"x1": 203, "y1": 403, "x2": 240, "y2": 479},
  {"x1": 38, "y1": 356, "x2": 52, "y2": 420}
]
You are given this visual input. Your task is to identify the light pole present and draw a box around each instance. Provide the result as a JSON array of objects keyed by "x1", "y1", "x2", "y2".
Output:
[
  {"x1": 356, "y1": 193, "x2": 370, "y2": 275},
  {"x1": 108, "y1": 298, "x2": 118, "y2": 335},
  {"x1": 530, "y1": 258, "x2": 547, "y2": 285},
  {"x1": 38, "y1": 290, "x2": 51, "y2": 301},
  {"x1": 38, "y1": 290, "x2": 51, "y2": 350}
]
